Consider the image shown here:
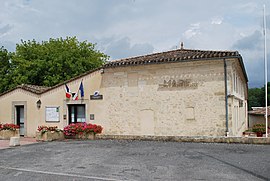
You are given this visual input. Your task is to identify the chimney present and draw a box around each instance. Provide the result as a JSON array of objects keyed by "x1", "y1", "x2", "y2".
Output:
[{"x1": 180, "y1": 42, "x2": 184, "y2": 49}]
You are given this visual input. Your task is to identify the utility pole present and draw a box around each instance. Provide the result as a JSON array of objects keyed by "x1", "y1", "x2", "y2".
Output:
[{"x1": 263, "y1": 5, "x2": 268, "y2": 137}]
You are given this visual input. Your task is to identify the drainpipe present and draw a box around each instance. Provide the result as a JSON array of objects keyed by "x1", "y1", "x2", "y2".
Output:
[{"x1": 224, "y1": 58, "x2": 229, "y2": 136}]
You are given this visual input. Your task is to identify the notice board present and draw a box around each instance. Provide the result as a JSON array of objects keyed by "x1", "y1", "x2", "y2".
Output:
[{"x1": 45, "y1": 107, "x2": 60, "y2": 122}]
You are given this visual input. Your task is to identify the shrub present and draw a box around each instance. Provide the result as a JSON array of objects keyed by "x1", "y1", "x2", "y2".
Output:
[
  {"x1": 252, "y1": 124, "x2": 266, "y2": 133},
  {"x1": 63, "y1": 123, "x2": 103, "y2": 136}
]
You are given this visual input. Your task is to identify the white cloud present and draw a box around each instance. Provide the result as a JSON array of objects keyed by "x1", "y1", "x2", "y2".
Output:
[
  {"x1": 211, "y1": 17, "x2": 223, "y2": 25},
  {"x1": 0, "y1": 0, "x2": 270, "y2": 87},
  {"x1": 0, "y1": 24, "x2": 13, "y2": 38},
  {"x1": 183, "y1": 23, "x2": 201, "y2": 39},
  {"x1": 98, "y1": 36, "x2": 154, "y2": 60}
]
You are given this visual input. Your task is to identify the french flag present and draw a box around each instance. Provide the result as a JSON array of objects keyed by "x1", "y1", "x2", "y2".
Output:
[
  {"x1": 72, "y1": 81, "x2": 83, "y2": 100},
  {"x1": 72, "y1": 92, "x2": 79, "y2": 100},
  {"x1": 79, "y1": 81, "x2": 84, "y2": 98},
  {"x1": 65, "y1": 84, "x2": 72, "y2": 99}
]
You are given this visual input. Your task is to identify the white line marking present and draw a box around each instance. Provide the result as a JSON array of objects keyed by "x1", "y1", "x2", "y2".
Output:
[
  {"x1": 0, "y1": 166, "x2": 124, "y2": 181},
  {"x1": 14, "y1": 171, "x2": 22, "y2": 177}
]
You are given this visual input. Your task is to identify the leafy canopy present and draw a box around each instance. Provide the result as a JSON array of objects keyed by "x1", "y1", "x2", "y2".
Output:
[
  {"x1": 0, "y1": 37, "x2": 108, "y2": 93},
  {"x1": 248, "y1": 82, "x2": 270, "y2": 110},
  {"x1": 0, "y1": 46, "x2": 12, "y2": 93}
]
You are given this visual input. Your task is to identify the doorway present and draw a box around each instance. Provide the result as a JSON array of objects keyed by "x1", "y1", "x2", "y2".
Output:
[
  {"x1": 139, "y1": 109, "x2": 155, "y2": 135},
  {"x1": 68, "y1": 104, "x2": 86, "y2": 124},
  {"x1": 16, "y1": 106, "x2": 24, "y2": 136}
]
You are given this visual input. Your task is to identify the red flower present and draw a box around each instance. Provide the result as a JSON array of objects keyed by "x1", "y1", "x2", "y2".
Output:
[
  {"x1": 63, "y1": 122, "x2": 103, "y2": 136},
  {"x1": 1, "y1": 123, "x2": 19, "y2": 131}
]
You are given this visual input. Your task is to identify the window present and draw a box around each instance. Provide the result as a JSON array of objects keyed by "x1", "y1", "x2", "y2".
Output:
[
  {"x1": 68, "y1": 104, "x2": 86, "y2": 124},
  {"x1": 185, "y1": 107, "x2": 195, "y2": 120},
  {"x1": 234, "y1": 106, "x2": 239, "y2": 132}
]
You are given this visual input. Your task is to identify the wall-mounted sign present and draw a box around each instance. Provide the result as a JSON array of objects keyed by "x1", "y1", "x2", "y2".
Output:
[
  {"x1": 45, "y1": 107, "x2": 60, "y2": 122},
  {"x1": 90, "y1": 95, "x2": 103, "y2": 100},
  {"x1": 90, "y1": 91, "x2": 103, "y2": 100},
  {"x1": 159, "y1": 79, "x2": 199, "y2": 89},
  {"x1": 90, "y1": 114, "x2": 94, "y2": 120}
]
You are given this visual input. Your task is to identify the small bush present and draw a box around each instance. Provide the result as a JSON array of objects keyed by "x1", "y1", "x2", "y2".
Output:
[{"x1": 252, "y1": 124, "x2": 266, "y2": 133}]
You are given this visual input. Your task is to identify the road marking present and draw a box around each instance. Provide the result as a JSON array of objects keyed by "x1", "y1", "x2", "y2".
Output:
[
  {"x1": 14, "y1": 171, "x2": 22, "y2": 177},
  {"x1": 0, "y1": 166, "x2": 124, "y2": 181}
]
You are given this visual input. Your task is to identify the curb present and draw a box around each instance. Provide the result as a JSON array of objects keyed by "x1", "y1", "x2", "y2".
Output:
[{"x1": 96, "y1": 135, "x2": 270, "y2": 144}]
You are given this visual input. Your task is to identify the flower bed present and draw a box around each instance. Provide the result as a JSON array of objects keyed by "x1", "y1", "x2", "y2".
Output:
[
  {"x1": 36, "y1": 126, "x2": 64, "y2": 142},
  {"x1": 0, "y1": 123, "x2": 20, "y2": 139},
  {"x1": 64, "y1": 123, "x2": 103, "y2": 140}
]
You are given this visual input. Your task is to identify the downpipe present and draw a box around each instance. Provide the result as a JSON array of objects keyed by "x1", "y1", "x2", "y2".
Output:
[{"x1": 224, "y1": 59, "x2": 229, "y2": 136}]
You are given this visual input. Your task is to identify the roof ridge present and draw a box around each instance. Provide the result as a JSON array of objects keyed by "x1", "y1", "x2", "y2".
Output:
[
  {"x1": 109, "y1": 48, "x2": 239, "y2": 63},
  {"x1": 18, "y1": 84, "x2": 50, "y2": 88}
]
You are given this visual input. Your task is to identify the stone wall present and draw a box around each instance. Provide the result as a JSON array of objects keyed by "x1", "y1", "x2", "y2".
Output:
[
  {"x1": 99, "y1": 60, "x2": 243, "y2": 137},
  {"x1": 97, "y1": 135, "x2": 270, "y2": 144}
]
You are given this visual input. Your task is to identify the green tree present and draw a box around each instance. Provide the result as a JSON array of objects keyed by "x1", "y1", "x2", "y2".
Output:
[
  {"x1": 10, "y1": 37, "x2": 108, "y2": 88},
  {"x1": 248, "y1": 82, "x2": 270, "y2": 110},
  {"x1": 260, "y1": 82, "x2": 270, "y2": 107},
  {"x1": 0, "y1": 46, "x2": 12, "y2": 93},
  {"x1": 248, "y1": 87, "x2": 264, "y2": 110}
]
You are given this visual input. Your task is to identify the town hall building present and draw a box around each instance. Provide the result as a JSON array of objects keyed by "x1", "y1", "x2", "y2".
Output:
[{"x1": 0, "y1": 47, "x2": 248, "y2": 138}]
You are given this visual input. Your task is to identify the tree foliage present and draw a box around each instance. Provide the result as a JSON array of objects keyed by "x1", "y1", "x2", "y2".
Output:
[
  {"x1": 0, "y1": 46, "x2": 12, "y2": 93},
  {"x1": 0, "y1": 37, "x2": 108, "y2": 93},
  {"x1": 248, "y1": 82, "x2": 270, "y2": 110}
]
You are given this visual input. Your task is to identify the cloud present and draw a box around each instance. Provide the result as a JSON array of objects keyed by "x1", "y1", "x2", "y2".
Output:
[
  {"x1": 0, "y1": 0, "x2": 269, "y2": 87},
  {"x1": 181, "y1": 19, "x2": 239, "y2": 51},
  {"x1": 0, "y1": 24, "x2": 13, "y2": 37},
  {"x1": 235, "y1": 2, "x2": 259, "y2": 14},
  {"x1": 232, "y1": 30, "x2": 263, "y2": 50},
  {"x1": 102, "y1": 37, "x2": 154, "y2": 60},
  {"x1": 183, "y1": 23, "x2": 201, "y2": 39},
  {"x1": 243, "y1": 51, "x2": 270, "y2": 88},
  {"x1": 0, "y1": 41, "x2": 16, "y2": 52},
  {"x1": 211, "y1": 17, "x2": 223, "y2": 25},
  {"x1": 233, "y1": 29, "x2": 270, "y2": 88},
  {"x1": 267, "y1": 15, "x2": 270, "y2": 30}
]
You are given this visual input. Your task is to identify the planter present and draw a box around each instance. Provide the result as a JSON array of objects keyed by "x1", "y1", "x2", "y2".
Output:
[
  {"x1": 64, "y1": 135, "x2": 76, "y2": 139},
  {"x1": 0, "y1": 129, "x2": 19, "y2": 140},
  {"x1": 256, "y1": 132, "x2": 264, "y2": 137},
  {"x1": 64, "y1": 132, "x2": 96, "y2": 140},
  {"x1": 36, "y1": 131, "x2": 64, "y2": 142}
]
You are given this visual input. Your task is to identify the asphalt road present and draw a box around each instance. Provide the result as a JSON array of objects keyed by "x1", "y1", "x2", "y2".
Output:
[{"x1": 0, "y1": 139, "x2": 269, "y2": 181}]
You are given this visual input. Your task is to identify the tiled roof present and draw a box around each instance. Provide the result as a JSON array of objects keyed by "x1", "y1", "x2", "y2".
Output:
[
  {"x1": 103, "y1": 48, "x2": 241, "y2": 68},
  {"x1": 17, "y1": 84, "x2": 51, "y2": 94},
  {"x1": 0, "y1": 84, "x2": 51, "y2": 97},
  {"x1": 0, "y1": 48, "x2": 248, "y2": 97},
  {"x1": 249, "y1": 107, "x2": 270, "y2": 116}
]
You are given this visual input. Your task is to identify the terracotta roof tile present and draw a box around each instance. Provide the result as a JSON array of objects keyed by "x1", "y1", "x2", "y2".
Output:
[
  {"x1": 17, "y1": 84, "x2": 51, "y2": 94},
  {"x1": 103, "y1": 48, "x2": 240, "y2": 68}
]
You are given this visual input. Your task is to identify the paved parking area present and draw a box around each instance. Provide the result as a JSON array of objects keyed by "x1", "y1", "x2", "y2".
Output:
[
  {"x1": 0, "y1": 139, "x2": 269, "y2": 181},
  {"x1": 0, "y1": 137, "x2": 37, "y2": 149}
]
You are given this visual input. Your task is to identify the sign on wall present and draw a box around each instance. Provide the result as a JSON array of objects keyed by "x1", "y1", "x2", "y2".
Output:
[
  {"x1": 90, "y1": 91, "x2": 103, "y2": 100},
  {"x1": 159, "y1": 79, "x2": 199, "y2": 89},
  {"x1": 45, "y1": 107, "x2": 60, "y2": 122}
]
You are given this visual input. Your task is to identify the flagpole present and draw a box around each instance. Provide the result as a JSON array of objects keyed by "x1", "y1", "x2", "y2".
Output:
[{"x1": 263, "y1": 5, "x2": 268, "y2": 137}]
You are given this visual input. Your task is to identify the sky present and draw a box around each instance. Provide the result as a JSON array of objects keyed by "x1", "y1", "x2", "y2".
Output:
[{"x1": 0, "y1": 0, "x2": 270, "y2": 88}]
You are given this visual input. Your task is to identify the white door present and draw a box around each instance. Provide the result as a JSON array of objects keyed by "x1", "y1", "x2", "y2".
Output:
[{"x1": 139, "y1": 109, "x2": 155, "y2": 135}]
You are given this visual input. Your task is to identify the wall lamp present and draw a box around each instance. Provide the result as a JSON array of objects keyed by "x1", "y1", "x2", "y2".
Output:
[
  {"x1": 36, "y1": 99, "x2": 41, "y2": 109},
  {"x1": 100, "y1": 68, "x2": 104, "y2": 74}
]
